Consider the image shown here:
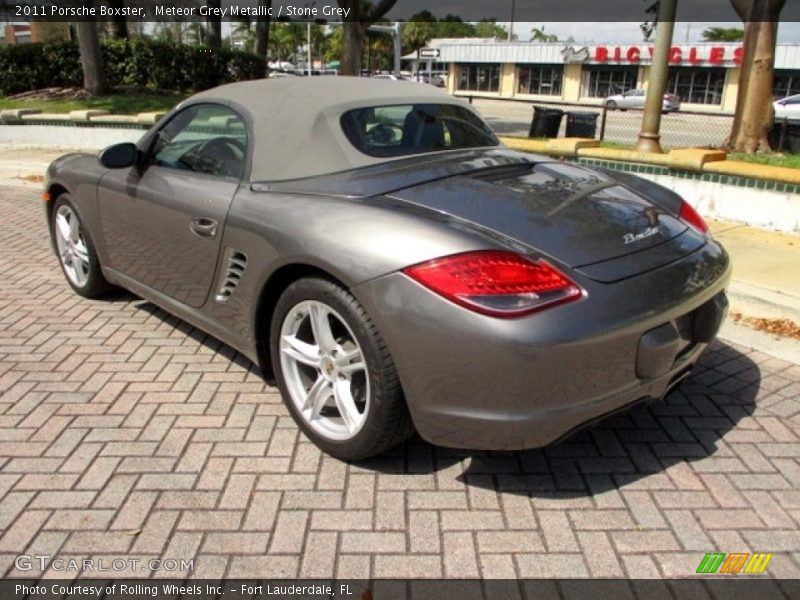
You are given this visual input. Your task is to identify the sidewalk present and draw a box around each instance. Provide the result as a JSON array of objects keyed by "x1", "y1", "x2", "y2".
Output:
[{"x1": 1, "y1": 143, "x2": 798, "y2": 359}]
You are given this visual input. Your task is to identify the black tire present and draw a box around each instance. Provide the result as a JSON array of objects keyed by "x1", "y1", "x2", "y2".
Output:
[
  {"x1": 270, "y1": 277, "x2": 413, "y2": 460},
  {"x1": 605, "y1": 101, "x2": 617, "y2": 110},
  {"x1": 50, "y1": 194, "x2": 111, "y2": 298}
]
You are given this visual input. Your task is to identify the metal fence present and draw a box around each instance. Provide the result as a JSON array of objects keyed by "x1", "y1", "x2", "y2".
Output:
[{"x1": 465, "y1": 96, "x2": 736, "y2": 150}]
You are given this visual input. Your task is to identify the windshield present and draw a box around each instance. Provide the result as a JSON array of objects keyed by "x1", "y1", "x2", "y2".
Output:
[{"x1": 340, "y1": 103, "x2": 499, "y2": 158}]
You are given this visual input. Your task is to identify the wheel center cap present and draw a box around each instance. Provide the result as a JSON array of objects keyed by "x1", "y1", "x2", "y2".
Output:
[{"x1": 321, "y1": 357, "x2": 337, "y2": 380}]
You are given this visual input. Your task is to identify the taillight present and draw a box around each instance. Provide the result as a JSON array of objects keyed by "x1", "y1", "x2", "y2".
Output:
[
  {"x1": 679, "y1": 200, "x2": 709, "y2": 234},
  {"x1": 403, "y1": 250, "x2": 583, "y2": 318}
]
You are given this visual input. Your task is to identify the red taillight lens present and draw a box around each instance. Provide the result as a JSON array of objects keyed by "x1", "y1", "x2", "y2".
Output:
[
  {"x1": 403, "y1": 250, "x2": 583, "y2": 318},
  {"x1": 679, "y1": 200, "x2": 709, "y2": 234}
]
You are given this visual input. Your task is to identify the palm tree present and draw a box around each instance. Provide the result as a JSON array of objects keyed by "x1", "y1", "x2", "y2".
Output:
[
  {"x1": 254, "y1": 1, "x2": 272, "y2": 61},
  {"x1": 336, "y1": 0, "x2": 397, "y2": 76},
  {"x1": 76, "y1": 20, "x2": 107, "y2": 94},
  {"x1": 530, "y1": 25, "x2": 558, "y2": 43}
]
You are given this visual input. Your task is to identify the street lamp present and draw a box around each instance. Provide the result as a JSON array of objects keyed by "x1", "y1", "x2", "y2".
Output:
[
  {"x1": 369, "y1": 22, "x2": 403, "y2": 76},
  {"x1": 635, "y1": 0, "x2": 677, "y2": 153},
  {"x1": 508, "y1": 0, "x2": 516, "y2": 42}
]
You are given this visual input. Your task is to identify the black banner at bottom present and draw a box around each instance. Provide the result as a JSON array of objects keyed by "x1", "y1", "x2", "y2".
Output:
[{"x1": 3, "y1": 579, "x2": 800, "y2": 600}]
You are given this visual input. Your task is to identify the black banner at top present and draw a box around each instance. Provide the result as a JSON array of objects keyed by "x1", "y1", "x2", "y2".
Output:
[{"x1": 0, "y1": 0, "x2": 799, "y2": 23}]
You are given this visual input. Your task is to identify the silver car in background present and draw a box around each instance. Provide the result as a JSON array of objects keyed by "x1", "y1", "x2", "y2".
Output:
[
  {"x1": 774, "y1": 94, "x2": 800, "y2": 121},
  {"x1": 605, "y1": 88, "x2": 681, "y2": 112}
]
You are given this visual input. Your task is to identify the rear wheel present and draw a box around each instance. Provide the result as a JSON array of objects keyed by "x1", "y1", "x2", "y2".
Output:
[
  {"x1": 51, "y1": 195, "x2": 110, "y2": 298},
  {"x1": 605, "y1": 100, "x2": 617, "y2": 110},
  {"x1": 270, "y1": 277, "x2": 412, "y2": 460}
]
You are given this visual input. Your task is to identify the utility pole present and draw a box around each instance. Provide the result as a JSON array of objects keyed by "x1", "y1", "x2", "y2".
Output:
[
  {"x1": 507, "y1": 0, "x2": 516, "y2": 41},
  {"x1": 635, "y1": 0, "x2": 677, "y2": 154},
  {"x1": 368, "y1": 22, "x2": 403, "y2": 76}
]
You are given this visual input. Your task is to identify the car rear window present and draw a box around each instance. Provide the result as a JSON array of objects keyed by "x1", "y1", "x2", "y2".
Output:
[{"x1": 340, "y1": 104, "x2": 499, "y2": 158}]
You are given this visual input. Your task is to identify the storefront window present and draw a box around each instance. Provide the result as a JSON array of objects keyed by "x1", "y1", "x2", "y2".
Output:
[
  {"x1": 582, "y1": 66, "x2": 638, "y2": 98},
  {"x1": 774, "y1": 71, "x2": 800, "y2": 98},
  {"x1": 666, "y1": 68, "x2": 725, "y2": 105},
  {"x1": 517, "y1": 65, "x2": 564, "y2": 96},
  {"x1": 456, "y1": 64, "x2": 501, "y2": 92}
]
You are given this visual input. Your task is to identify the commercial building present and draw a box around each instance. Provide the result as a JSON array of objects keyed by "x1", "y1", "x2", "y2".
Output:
[{"x1": 413, "y1": 38, "x2": 800, "y2": 113}]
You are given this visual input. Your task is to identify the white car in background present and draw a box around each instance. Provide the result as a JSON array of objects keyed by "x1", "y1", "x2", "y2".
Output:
[
  {"x1": 605, "y1": 89, "x2": 681, "y2": 112},
  {"x1": 774, "y1": 94, "x2": 800, "y2": 121},
  {"x1": 372, "y1": 74, "x2": 410, "y2": 81}
]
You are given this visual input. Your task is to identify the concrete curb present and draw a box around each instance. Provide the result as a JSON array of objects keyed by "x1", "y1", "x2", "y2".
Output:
[
  {"x1": 500, "y1": 135, "x2": 800, "y2": 186},
  {"x1": 727, "y1": 280, "x2": 800, "y2": 323}
]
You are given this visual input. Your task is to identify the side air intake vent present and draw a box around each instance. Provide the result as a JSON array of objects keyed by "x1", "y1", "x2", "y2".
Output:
[{"x1": 215, "y1": 249, "x2": 247, "y2": 303}]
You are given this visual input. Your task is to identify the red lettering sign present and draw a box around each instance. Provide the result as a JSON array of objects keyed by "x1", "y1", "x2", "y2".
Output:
[{"x1": 590, "y1": 45, "x2": 742, "y2": 65}]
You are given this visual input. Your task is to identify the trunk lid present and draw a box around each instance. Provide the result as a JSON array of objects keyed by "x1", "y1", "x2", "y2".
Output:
[{"x1": 388, "y1": 161, "x2": 690, "y2": 270}]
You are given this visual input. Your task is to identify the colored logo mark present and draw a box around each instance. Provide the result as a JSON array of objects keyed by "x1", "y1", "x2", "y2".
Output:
[{"x1": 696, "y1": 552, "x2": 773, "y2": 574}]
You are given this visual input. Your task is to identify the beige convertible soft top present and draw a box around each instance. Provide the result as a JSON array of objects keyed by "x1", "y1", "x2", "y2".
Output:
[{"x1": 185, "y1": 76, "x2": 489, "y2": 182}]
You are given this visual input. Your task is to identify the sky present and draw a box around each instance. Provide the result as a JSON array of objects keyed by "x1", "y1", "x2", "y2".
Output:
[{"x1": 509, "y1": 22, "x2": 800, "y2": 44}]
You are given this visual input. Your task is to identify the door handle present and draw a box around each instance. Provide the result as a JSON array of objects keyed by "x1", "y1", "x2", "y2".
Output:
[{"x1": 190, "y1": 217, "x2": 218, "y2": 238}]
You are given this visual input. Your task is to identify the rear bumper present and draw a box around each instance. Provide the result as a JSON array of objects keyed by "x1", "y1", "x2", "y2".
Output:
[{"x1": 354, "y1": 241, "x2": 730, "y2": 451}]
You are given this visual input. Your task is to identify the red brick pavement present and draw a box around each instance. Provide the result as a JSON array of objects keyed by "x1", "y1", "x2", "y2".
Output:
[{"x1": 0, "y1": 183, "x2": 798, "y2": 579}]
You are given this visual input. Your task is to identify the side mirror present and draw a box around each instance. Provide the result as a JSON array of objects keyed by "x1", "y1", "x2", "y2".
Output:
[{"x1": 99, "y1": 142, "x2": 138, "y2": 169}]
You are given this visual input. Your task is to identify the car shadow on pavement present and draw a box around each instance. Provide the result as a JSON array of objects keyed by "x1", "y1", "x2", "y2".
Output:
[
  {"x1": 457, "y1": 339, "x2": 761, "y2": 497},
  {"x1": 359, "y1": 340, "x2": 761, "y2": 496},
  {"x1": 132, "y1": 299, "x2": 760, "y2": 495}
]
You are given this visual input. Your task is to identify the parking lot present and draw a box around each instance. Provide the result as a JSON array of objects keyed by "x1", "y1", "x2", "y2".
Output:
[
  {"x1": 473, "y1": 98, "x2": 734, "y2": 148},
  {"x1": 1, "y1": 182, "x2": 799, "y2": 580}
]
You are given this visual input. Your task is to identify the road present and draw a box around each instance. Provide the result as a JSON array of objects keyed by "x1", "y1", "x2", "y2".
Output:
[{"x1": 472, "y1": 98, "x2": 733, "y2": 149}]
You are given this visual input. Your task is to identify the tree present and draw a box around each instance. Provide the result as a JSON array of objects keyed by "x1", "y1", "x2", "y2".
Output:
[
  {"x1": 727, "y1": 0, "x2": 787, "y2": 153},
  {"x1": 254, "y1": 0, "x2": 272, "y2": 61},
  {"x1": 402, "y1": 10, "x2": 437, "y2": 52},
  {"x1": 206, "y1": 0, "x2": 222, "y2": 48},
  {"x1": 337, "y1": 0, "x2": 397, "y2": 76},
  {"x1": 701, "y1": 26, "x2": 745, "y2": 41},
  {"x1": 76, "y1": 20, "x2": 107, "y2": 94},
  {"x1": 107, "y1": 0, "x2": 128, "y2": 39},
  {"x1": 530, "y1": 25, "x2": 558, "y2": 43},
  {"x1": 474, "y1": 20, "x2": 509, "y2": 40}
]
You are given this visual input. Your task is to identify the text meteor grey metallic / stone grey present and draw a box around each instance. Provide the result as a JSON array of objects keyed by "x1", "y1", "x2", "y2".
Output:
[{"x1": 44, "y1": 77, "x2": 730, "y2": 460}]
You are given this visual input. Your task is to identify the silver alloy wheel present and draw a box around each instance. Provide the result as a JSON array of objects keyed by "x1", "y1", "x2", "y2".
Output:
[
  {"x1": 54, "y1": 204, "x2": 90, "y2": 288},
  {"x1": 279, "y1": 300, "x2": 370, "y2": 441}
]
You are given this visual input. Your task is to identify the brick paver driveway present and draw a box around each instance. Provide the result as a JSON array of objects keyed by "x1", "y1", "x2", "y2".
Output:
[{"x1": 1, "y1": 183, "x2": 799, "y2": 580}]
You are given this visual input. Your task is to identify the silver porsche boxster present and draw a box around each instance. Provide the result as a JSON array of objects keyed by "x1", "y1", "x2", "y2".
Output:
[{"x1": 45, "y1": 78, "x2": 730, "y2": 460}]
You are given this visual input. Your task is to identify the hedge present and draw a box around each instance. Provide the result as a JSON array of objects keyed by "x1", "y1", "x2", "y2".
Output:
[{"x1": 0, "y1": 39, "x2": 266, "y2": 96}]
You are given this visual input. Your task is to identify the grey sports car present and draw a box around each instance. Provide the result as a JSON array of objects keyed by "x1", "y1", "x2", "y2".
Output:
[{"x1": 45, "y1": 78, "x2": 730, "y2": 460}]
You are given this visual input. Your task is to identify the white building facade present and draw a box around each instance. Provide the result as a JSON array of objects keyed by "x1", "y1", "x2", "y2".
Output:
[{"x1": 425, "y1": 39, "x2": 800, "y2": 112}]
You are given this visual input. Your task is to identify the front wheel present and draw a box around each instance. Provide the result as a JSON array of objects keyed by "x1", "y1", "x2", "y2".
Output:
[
  {"x1": 605, "y1": 101, "x2": 617, "y2": 110},
  {"x1": 51, "y1": 195, "x2": 110, "y2": 298},
  {"x1": 270, "y1": 277, "x2": 413, "y2": 460}
]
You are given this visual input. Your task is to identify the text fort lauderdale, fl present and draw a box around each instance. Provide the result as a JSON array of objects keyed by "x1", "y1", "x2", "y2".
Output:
[{"x1": 17, "y1": 583, "x2": 354, "y2": 597}]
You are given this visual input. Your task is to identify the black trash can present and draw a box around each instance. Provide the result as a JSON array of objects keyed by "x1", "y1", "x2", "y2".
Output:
[
  {"x1": 769, "y1": 119, "x2": 800, "y2": 154},
  {"x1": 565, "y1": 111, "x2": 600, "y2": 138},
  {"x1": 529, "y1": 106, "x2": 564, "y2": 138}
]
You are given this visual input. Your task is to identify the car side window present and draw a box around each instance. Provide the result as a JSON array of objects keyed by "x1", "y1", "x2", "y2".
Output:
[{"x1": 150, "y1": 104, "x2": 247, "y2": 179}]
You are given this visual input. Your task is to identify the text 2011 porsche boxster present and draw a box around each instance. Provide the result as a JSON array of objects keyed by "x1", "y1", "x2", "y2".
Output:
[{"x1": 45, "y1": 78, "x2": 730, "y2": 460}]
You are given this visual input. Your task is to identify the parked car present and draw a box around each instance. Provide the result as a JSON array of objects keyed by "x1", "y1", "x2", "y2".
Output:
[
  {"x1": 605, "y1": 88, "x2": 681, "y2": 112},
  {"x1": 372, "y1": 73, "x2": 410, "y2": 81},
  {"x1": 414, "y1": 71, "x2": 446, "y2": 87},
  {"x1": 45, "y1": 78, "x2": 729, "y2": 460},
  {"x1": 774, "y1": 94, "x2": 800, "y2": 121}
]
